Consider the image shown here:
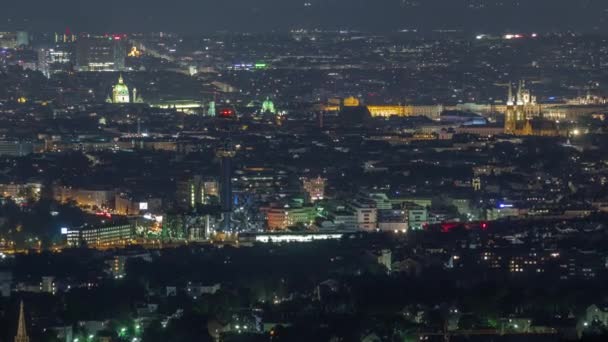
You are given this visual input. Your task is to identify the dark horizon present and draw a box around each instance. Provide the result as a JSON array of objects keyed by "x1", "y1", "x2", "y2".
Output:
[{"x1": 1, "y1": 0, "x2": 607, "y2": 33}]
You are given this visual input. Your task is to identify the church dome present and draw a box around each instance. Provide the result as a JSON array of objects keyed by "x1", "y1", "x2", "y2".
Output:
[{"x1": 112, "y1": 75, "x2": 130, "y2": 103}]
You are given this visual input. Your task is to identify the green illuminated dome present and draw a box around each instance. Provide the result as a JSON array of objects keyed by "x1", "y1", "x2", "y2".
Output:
[
  {"x1": 261, "y1": 97, "x2": 276, "y2": 114},
  {"x1": 112, "y1": 75, "x2": 131, "y2": 103}
]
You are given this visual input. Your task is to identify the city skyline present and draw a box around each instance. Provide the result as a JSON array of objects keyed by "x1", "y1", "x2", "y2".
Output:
[{"x1": 2, "y1": 1, "x2": 608, "y2": 341}]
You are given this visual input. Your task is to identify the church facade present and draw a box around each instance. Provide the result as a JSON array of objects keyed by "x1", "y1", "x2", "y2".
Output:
[
  {"x1": 107, "y1": 75, "x2": 143, "y2": 104},
  {"x1": 504, "y1": 81, "x2": 559, "y2": 136}
]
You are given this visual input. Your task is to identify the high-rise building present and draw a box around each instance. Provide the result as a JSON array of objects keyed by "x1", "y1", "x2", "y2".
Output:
[
  {"x1": 216, "y1": 143, "x2": 236, "y2": 231},
  {"x1": 55, "y1": 28, "x2": 76, "y2": 43},
  {"x1": 38, "y1": 47, "x2": 72, "y2": 77},
  {"x1": 16, "y1": 31, "x2": 29, "y2": 47},
  {"x1": 176, "y1": 175, "x2": 218, "y2": 210},
  {"x1": 76, "y1": 34, "x2": 127, "y2": 72}
]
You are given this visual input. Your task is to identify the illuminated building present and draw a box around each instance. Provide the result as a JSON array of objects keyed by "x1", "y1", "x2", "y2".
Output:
[
  {"x1": 40, "y1": 276, "x2": 56, "y2": 295},
  {"x1": 14, "y1": 301, "x2": 29, "y2": 342},
  {"x1": 207, "y1": 101, "x2": 216, "y2": 116},
  {"x1": 239, "y1": 232, "x2": 346, "y2": 243},
  {"x1": 343, "y1": 96, "x2": 360, "y2": 107},
  {"x1": 0, "y1": 182, "x2": 41, "y2": 201},
  {"x1": 115, "y1": 194, "x2": 161, "y2": 215},
  {"x1": 504, "y1": 82, "x2": 559, "y2": 136},
  {"x1": 265, "y1": 205, "x2": 317, "y2": 231},
  {"x1": 66, "y1": 222, "x2": 133, "y2": 248},
  {"x1": 76, "y1": 34, "x2": 127, "y2": 71},
  {"x1": 176, "y1": 175, "x2": 218, "y2": 210},
  {"x1": 53, "y1": 186, "x2": 115, "y2": 209},
  {"x1": 302, "y1": 176, "x2": 326, "y2": 202},
  {"x1": 16, "y1": 31, "x2": 29, "y2": 47},
  {"x1": 37, "y1": 47, "x2": 72, "y2": 78},
  {"x1": 55, "y1": 28, "x2": 76, "y2": 43},
  {"x1": 109, "y1": 255, "x2": 126, "y2": 279},
  {"x1": 404, "y1": 203, "x2": 427, "y2": 230},
  {"x1": 0, "y1": 141, "x2": 34, "y2": 157},
  {"x1": 0, "y1": 32, "x2": 17, "y2": 48},
  {"x1": 486, "y1": 204, "x2": 520, "y2": 221},
  {"x1": 261, "y1": 97, "x2": 277, "y2": 114},
  {"x1": 111, "y1": 75, "x2": 130, "y2": 103},
  {"x1": 566, "y1": 92, "x2": 607, "y2": 105},
  {"x1": 377, "y1": 210, "x2": 407, "y2": 232},
  {"x1": 472, "y1": 177, "x2": 482, "y2": 191},
  {"x1": 127, "y1": 46, "x2": 142, "y2": 58},
  {"x1": 350, "y1": 199, "x2": 378, "y2": 231},
  {"x1": 216, "y1": 143, "x2": 237, "y2": 231},
  {"x1": 234, "y1": 167, "x2": 288, "y2": 197},
  {"x1": 320, "y1": 99, "x2": 443, "y2": 119}
]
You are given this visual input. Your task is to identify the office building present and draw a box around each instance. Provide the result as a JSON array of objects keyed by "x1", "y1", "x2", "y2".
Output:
[
  {"x1": 216, "y1": 143, "x2": 236, "y2": 231},
  {"x1": 350, "y1": 199, "x2": 378, "y2": 231},
  {"x1": 0, "y1": 141, "x2": 34, "y2": 157},
  {"x1": 265, "y1": 205, "x2": 317, "y2": 231},
  {"x1": 66, "y1": 222, "x2": 133, "y2": 248},
  {"x1": 76, "y1": 34, "x2": 127, "y2": 71},
  {"x1": 176, "y1": 175, "x2": 218, "y2": 210},
  {"x1": 38, "y1": 47, "x2": 72, "y2": 77}
]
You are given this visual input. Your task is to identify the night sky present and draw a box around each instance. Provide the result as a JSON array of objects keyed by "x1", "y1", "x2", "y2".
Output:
[{"x1": 1, "y1": 0, "x2": 607, "y2": 33}]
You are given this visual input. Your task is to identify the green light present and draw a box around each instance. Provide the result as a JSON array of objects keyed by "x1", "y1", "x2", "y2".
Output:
[{"x1": 254, "y1": 63, "x2": 267, "y2": 69}]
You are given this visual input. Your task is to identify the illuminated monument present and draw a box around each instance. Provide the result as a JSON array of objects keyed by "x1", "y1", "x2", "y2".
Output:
[
  {"x1": 216, "y1": 142, "x2": 237, "y2": 232},
  {"x1": 14, "y1": 301, "x2": 29, "y2": 342},
  {"x1": 112, "y1": 75, "x2": 130, "y2": 103},
  {"x1": 504, "y1": 81, "x2": 557, "y2": 136},
  {"x1": 107, "y1": 75, "x2": 143, "y2": 104},
  {"x1": 261, "y1": 97, "x2": 277, "y2": 114}
]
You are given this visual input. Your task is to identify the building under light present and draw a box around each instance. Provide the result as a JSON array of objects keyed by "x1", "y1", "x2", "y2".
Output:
[
  {"x1": 112, "y1": 74, "x2": 130, "y2": 103},
  {"x1": 302, "y1": 176, "x2": 326, "y2": 202},
  {"x1": 76, "y1": 34, "x2": 127, "y2": 72},
  {"x1": 66, "y1": 222, "x2": 134, "y2": 248},
  {"x1": 239, "y1": 232, "x2": 347, "y2": 244},
  {"x1": 504, "y1": 81, "x2": 559, "y2": 136}
]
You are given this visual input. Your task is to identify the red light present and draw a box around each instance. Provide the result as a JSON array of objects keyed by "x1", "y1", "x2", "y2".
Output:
[
  {"x1": 96, "y1": 211, "x2": 112, "y2": 219},
  {"x1": 219, "y1": 108, "x2": 235, "y2": 118},
  {"x1": 481, "y1": 223, "x2": 488, "y2": 229}
]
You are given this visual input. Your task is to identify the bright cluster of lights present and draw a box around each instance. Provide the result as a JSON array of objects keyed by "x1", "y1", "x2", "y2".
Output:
[{"x1": 254, "y1": 233, "x2": 343, "y2": 243}]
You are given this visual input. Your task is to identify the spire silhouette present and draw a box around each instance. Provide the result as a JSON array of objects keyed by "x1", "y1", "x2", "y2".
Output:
[{"x1": 14, "y1": 301, "x2": 29, "y2": 342}]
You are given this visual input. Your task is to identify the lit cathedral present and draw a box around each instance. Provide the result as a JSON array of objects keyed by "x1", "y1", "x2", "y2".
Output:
[
  {"x1": 504, "y1": 81, "x2": 558, "y2": 136},
  {"x1": 107, "y1": 75, "x2": 144, "y2": 104}
]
